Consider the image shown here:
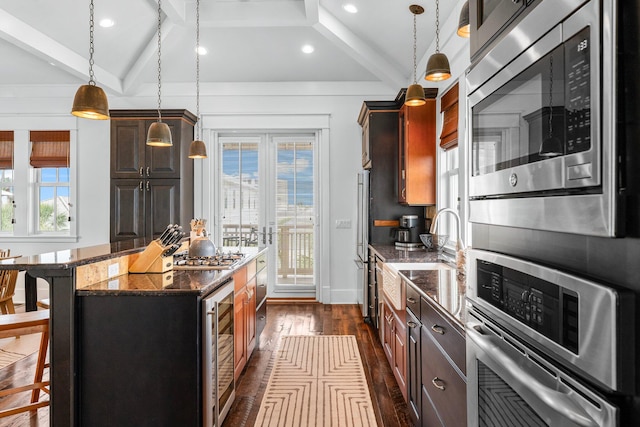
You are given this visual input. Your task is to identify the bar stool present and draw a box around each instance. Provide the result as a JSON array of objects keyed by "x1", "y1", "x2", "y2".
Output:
[
  {"x1": 0, "y1": 270, "x2": 18, "y2": 315},
  {"x1": 0, "y1": 310, "x2": 50, "y2": 418}
]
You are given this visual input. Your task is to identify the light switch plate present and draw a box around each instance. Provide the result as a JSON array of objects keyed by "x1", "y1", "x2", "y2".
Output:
[{"x1": 336, "y1": 219, "x2": 352, "y2": 229}]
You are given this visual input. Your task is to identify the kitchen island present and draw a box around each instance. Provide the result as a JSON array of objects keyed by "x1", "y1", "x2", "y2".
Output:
[{"x1": 0, "y1": 239, "x2": 266, "y2": 427}]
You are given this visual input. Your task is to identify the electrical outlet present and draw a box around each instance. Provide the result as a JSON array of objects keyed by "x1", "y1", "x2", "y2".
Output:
[
  {"x1": 108, "y1": 263, "x2": 119, "y2": 278},
  {"x1": 336, "y1": 219, "x2": 352, "y2": 229}
]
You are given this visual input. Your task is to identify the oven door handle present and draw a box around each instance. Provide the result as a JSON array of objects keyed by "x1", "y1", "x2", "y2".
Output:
[{"x1": 466, "y1": 321, "x2": 599, "y2": 427}]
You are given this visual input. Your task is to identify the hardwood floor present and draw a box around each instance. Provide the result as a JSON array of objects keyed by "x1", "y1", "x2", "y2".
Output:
[
  {"x1": 223, "y1": 303, "x2": 411, "y2": 427},
  {"x1": 0, "y1": 303, "x2": 410, "y2": 427}
]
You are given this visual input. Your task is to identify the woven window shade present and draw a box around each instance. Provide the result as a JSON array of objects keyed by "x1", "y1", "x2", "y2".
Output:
[
  {"x1": 30, "y1": 131, "x2": 70, "y2": 168},
  {"x1": 0, "y1": 131, "x2": 13, "y2": 169},
  {"x1": 440, "y1": 82, "x2": 459, "y2": 150}
]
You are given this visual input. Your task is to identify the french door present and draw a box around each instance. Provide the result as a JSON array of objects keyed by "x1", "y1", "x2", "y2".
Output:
[{"x1": 218, "y1": 133, "x2": 317, "y2": 299}]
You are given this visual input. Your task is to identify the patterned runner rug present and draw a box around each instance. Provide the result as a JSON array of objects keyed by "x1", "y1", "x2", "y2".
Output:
[{"x1": 255, "y1": 335, "x2": 378, "y2": 427}]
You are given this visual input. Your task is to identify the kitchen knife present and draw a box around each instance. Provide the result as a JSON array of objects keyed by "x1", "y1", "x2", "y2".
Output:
[
  {"x1": 161, "y1": 244, "x2": 180, "y2": 257},
  {"x1": 158, "y1": 224, "x2": 173, "y2": 243}
]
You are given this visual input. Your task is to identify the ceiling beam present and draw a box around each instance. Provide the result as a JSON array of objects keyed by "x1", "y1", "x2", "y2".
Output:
[
  {"x1": 304, "y1": 0, "x2": 319, "y2": 24},
  {"x1": 0, "y1": 8, "x2": 123, "y2": 94},
  {"x1": 123, "y1": 18, "x2": 177, "y2": 95},
  {"x1": 197, "y1": 1, "x2": 307, "y2": 27},
  {"x1": 313, "y1": 7, "x2": 405, "y2": 90}
]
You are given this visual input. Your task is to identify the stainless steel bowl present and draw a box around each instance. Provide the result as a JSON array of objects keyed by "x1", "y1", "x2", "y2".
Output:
[{"x1": 419, "y1": 233, "x2": 449, "y2": 252}]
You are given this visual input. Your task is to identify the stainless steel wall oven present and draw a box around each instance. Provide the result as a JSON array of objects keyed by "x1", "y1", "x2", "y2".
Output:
[
  {"x1": 466, "y1": 249, "x2": 635, "y2": 427},
  {"x1": 466, "y1": 0, "x2": 622, "y2": 237},
  {"x1": 203, "y1": 278, "x2": 235, "y2": 427}
]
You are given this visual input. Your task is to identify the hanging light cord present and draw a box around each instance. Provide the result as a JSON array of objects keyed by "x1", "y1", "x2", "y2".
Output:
[
  {"x1": 196, "y1": 0, "x2": 201, "y2": 140},
  {"x1": 435, "y1": 0, "x2": 441, "y2": 53},
  {"x1": 412, "y1": 12, "x2": 418, "y2": 84},
  {"x1": 88, "y1": 0, "x2": 96, "y2": 86},
  {"x1": 156, "y1": 0, "x2": 163, "y2": 123}
]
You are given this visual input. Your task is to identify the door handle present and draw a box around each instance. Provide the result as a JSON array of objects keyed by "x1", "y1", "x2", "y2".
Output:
[
  {"x1": 268, "y1": 227, "x2": 273, "y2": 245},
  {"x1": 261, "y1": 226, "x2": 266, "y2": 245}
]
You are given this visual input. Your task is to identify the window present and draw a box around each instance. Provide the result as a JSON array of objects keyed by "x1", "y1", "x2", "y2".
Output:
[
  {"x1": 0, "y1": 131, "x2": 14, "y2": 232},
  {"x1": 30, "y1": 131, "x2": 71, "y2": 234}
]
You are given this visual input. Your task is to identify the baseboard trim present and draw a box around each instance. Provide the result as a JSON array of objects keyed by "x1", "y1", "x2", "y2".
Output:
[{"x1": 266, "y1": 297, "x2": 319, "y2": 305}]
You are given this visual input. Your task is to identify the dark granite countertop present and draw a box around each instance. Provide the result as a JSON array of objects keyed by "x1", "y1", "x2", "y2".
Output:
[
  {"x1": 77, "y1": 246, "x2": 267, "y2": 297},
  {"x1": 370, "y1": 244, "x2": 466, "y2": 330}
]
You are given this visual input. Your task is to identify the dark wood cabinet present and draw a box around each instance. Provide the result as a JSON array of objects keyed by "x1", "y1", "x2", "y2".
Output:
[
  {"x1": 109, "y1": 109, "x2": 196, "y2": 242},
  {"x1": 398, "y1": 101, "x2": 436, "y2": 205},
  {"x1": 406, "y1": 282, "x2": 466, "y2": 427},
  {"x1": 470, "y1": 0, "x2": 542, "y2": 61},
  {"x1": 110, "y1": 178, "x2": 180, "y2": 242}
]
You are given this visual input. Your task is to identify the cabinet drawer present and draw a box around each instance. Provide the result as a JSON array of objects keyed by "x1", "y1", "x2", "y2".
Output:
[
  {"x1": 420, "y1": 297, "x2": 465, "y2": 375},
  {"x1": 247, "y1": 259, "x2": 257, "y2": 280},
  {"x1": 406, "y1": 284, "x2": 420, "y2": 318},
  {"x1": 421, "y1": 331, "x2": 466, "y2": 427},
  {"x1": 256, "y1": 268, "x2": 267, "y2": 306}
]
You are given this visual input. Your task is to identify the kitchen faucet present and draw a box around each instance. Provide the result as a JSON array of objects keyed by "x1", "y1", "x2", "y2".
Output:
[{"x1": 430, "y1": 208, "x2": 466, "y2": 274}]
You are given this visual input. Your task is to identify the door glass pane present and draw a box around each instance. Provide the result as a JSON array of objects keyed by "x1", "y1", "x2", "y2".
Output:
[
  {"x1": 1, "y1": 170, "x2": 14, "y2": 232},
  {"x1": 276, "y1": 140, "x2": 314, "y2": 289},
  {"x1": 221, "y1": 142, "x2": 259, "y2": 248}
]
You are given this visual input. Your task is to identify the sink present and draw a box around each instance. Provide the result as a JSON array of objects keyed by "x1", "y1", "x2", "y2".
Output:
[{"x1": 386, "y1": 262, "x2": 453, "y2": 271}]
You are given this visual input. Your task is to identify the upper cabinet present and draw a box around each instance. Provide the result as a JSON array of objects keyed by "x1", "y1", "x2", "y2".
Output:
[
  {"x1": 110, "y1": 110, "x2": 197, "y2": 180},
  {"x1": 398, "y1": 90, "x2": 437, "y2": 206},
  {"x1": 470, "y1": 0, "x2": 542, "y2": 62},
  {"x1": 358, "y1": 100, "x2": 399, "y2": 170}
]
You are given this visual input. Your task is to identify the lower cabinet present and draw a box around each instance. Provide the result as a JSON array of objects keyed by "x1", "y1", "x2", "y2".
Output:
[
  {"x1": 381, "y1": 293, "x2": 407, "y2": 402},
  {"x1": 406, "y1": 283, "x2": 466, "y2": 427}
]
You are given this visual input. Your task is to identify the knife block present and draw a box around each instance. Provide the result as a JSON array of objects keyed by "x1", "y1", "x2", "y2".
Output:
[{"x1": 129, "y1": 240, "x2": 174, "y2": 273}]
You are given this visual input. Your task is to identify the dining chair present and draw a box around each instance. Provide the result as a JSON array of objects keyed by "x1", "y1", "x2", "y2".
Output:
[
  {"x1": 0, "y1": 309, "x2": 50, "y2": 418},
  {"x1": 0, "y1": 270, "x2": 18, "y2": 315}
]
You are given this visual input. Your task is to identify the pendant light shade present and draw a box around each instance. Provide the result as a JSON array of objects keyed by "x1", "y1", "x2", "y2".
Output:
[
  {"x1": 147, "y1": 0, "x2": 172, "y2": 146},
  {"x1": 405, "y1": 5, "x2": 426, "y2": 107},
  {"x1": 457, "y1": 1, "x2": 470, "y2": 38},
  {"x1": 188, "y1": 139, "x2": 207, "y2": 158},
  {"x1": 406, "y1": 84, "x2": 427, "y2": 106},
  {"x1": 71, "y1": 0, "x2": 109, "y2": 120},
  {"x1": 146, "y1": 121, "x2": 173, "y2": 147},
  {"x1": 425, "y1": 0, "x2": 451, "y2": 82},
  {"x1": 71, "y1": 84, "x2": 109, "y2": 120},
  {"x1": 425, "y1": 52, "x2": 451, "y2": 82},
  {"x1": 188, "y1": 0, "x2": 207, "y2": 159}
]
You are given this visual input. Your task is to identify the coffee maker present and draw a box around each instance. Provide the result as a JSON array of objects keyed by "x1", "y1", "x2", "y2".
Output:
[{"x1": 395, "y1": 214, "x2": 424, "y2": 250}]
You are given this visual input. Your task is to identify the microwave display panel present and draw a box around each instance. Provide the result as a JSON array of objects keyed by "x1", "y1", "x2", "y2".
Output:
[{"x1": 471, "y1": 27, "x2": 592, "y2": 178}]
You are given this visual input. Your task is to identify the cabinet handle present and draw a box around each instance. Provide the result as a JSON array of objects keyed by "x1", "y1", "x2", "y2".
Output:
[
  {"x1": 259, "y1": 315, "x2": 266, "y2": 320},
  {"x1": 407, "y1": 297, "x2": 417, "y2": 304},
  {"x1": 146, "y1": 181, "x2": 150, "y2": 191},
  {"x1": 139, "y1": 181, "x2": 143, "y2": 191},
  {"x1": 431, "y1": 377, "x2": 446, "y2": 391},
  {"x1": 402, "y1": 188, "x2": 406, "y2": 199},
  {"x1": 258, "y1": 284, "x2": 266, "y2": 288},
  {"x1": 407, "y1": 321, "x2": 418, "y2": 328},
  {"x1": 139, "y1": 167, "x2": 144, "y2": 176},
  {"x1": 431, "y1": 324, "x2": 445, "y2": 334},
  {"x1": 386, "y1": 314, "x2": 393, "y2": 325},
  {"x1": 207, "y1": 310, "x2": 215, "y2": 316},
  {"x1": 369, "y1": 305, "x2": 375, "y2": 309},
  {"x1": 146, "y1": 166, "x2": 150, "y2": 177}
]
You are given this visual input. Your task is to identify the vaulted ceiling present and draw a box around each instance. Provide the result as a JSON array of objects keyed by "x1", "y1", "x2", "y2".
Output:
[{"x1": 0, "y1": 0, "x2": 460, "y2": 96}]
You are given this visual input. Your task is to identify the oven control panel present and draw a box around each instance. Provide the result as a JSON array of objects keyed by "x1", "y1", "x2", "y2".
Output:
[{"x1": 477, "y1": 259, "x2": 579, "y2": 353}]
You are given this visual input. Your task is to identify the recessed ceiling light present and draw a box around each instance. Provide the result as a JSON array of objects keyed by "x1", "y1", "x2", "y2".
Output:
[
  {"x1": 343, "y1": 4, "x2": 358, "y2": 13},
  {"x1": 99, "y1": 18, "x2": 115, "y2": 28},
  {"x1": 302, "y1": 44, "x2": 314, "y2": 54},
  {"x1": 196, "y1": 46, "x2": 208, "y2": 55}
]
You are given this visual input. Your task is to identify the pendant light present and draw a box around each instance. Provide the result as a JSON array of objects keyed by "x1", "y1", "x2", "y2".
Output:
[
  {"x1": 457, "y1": 1, "x2": 470, "y2": 38},
  {"x1": 425, "y1": 0, "x2": 451, "y2": 82},
  {"x1": 405, "y1": 5, "x2": 426, "y2": 107},
  {"x1": 147, "y1": 0, "x2": 173, "y2": 147},
  {"x1": 71, "y1": 0, "x2": 109, "y2": 120},
  {"x1": 189, "y1": 0, "x2": 207, "y2": 159}
]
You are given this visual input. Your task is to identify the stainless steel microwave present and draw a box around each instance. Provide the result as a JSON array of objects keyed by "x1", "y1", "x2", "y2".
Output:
[{"x1": 466, "y1": 0, "x2": 619, "y2": 237}]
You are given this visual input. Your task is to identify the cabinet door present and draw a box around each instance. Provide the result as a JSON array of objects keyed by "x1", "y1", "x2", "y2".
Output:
[
  {"x1": 392, "y1": 313, "x2": 407, "y2": 401},
  {"x1": 143, "y1": 119, "x2": 182, "y2": 179},
  {"x1": 145, "y1": 179, "x2": 180, "y2": 240},
  {"x1": 110, "y1": 179, "x2": 146, "y2": 242},
  {"x1": 111, "y1": 121, "x2": 145, "y2": 179},
  {"x1": 246, "y1": 278, "x2": 257, "y2": 357},
  {"x1": 399, "y1": 102, "x2": 436, "y2": 205},
  {"x1": 234, "y1": 289, "x2": 247, "y2": 382},
  {"x1": 381, "y1": 300, "x2": 394, "y2": 364},
  {"x1": 362, "y1": 116, "x2": 371, "y2": 169},
  {"x1": 407, "y1": 311, "x2": 421, "y2": 426}
]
